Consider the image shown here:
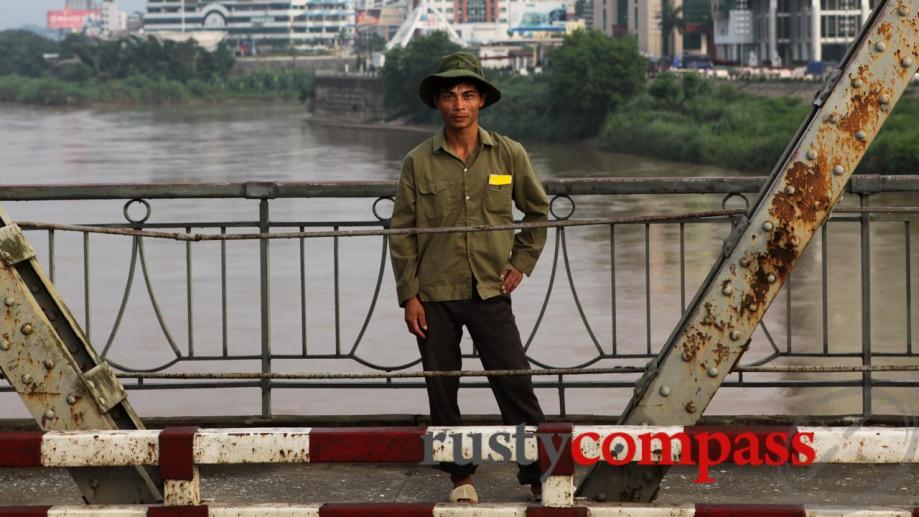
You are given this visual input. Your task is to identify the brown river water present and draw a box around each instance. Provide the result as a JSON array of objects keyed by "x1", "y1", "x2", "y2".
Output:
[{"x1": 0, "y1": 102, "x2": 917, "y2": 420}]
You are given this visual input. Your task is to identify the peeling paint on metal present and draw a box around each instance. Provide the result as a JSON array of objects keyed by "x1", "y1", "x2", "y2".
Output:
[{"x1": 194, "y1": 428, "x2": 311, "y2": 465}]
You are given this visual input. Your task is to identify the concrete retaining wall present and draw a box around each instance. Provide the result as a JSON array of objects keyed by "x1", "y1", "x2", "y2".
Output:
[{"x1": 312, "y1": 74, "x2": 385, "y2": 123}]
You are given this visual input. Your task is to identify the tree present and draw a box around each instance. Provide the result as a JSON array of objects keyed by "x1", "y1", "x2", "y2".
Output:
[
  {"x1": 0, "y1": 30, "x2": 59, "y2": 77},
  {"x1": 381, "y1": 31, "x2": 463, "y2": 122},
  {"x1": 658, "y1": 1, "x2": 685, "y2": 59},
  {"x1": 648, "y1": 71, "x2": 711, "y2": 110},
  {"x1": 546, "y1": 29, "x2": 646, "y2": 137}
]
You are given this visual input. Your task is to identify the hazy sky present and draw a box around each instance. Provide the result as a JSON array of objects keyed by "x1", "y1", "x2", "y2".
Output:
[{"x1": 1, "y1": 0, "x2": 147, "y2": 29}]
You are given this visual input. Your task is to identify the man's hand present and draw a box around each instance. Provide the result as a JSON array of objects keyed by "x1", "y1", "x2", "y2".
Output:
[
  {"x1": 404, "y1": 296, "x2": 428, "y2": 339},
  {"x1": 501, "y1": 267, "x2": 523, "y2": 294}
]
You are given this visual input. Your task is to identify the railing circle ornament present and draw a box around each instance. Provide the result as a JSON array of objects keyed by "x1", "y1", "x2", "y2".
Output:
[
  {"x1": 550, "y1": 195, "x2": 576, "y2": 220},
  {"x1": 721, "y1": 192, "x2": 750, "y2": 211},
  {"x1": 123, "y1": 198, "x2": 151, "y2": 225},
  {"x1": 372, "y1": 196, "x2": 394, "y2": 222}
]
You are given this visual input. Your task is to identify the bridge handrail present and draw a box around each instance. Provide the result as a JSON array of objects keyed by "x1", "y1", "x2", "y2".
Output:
[
  {"x1": 3, "y1": 425, "x2": 917, "y2": 506},
  {"x1": 3, "y1": 175, "x2": 919, "y2": 200}
]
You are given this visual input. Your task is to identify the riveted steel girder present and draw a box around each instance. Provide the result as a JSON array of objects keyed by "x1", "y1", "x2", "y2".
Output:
[
  {"x1": 0, "y1": 207, "x2": 163, "y2": 503},
  {"x1": 578, "y1": 0, "x2": 919, "y2": 502}
]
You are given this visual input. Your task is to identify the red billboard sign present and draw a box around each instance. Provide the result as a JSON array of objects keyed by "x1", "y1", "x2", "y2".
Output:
[{"x1": 47, "y1": 9, "x2": 99, "y2": 30}]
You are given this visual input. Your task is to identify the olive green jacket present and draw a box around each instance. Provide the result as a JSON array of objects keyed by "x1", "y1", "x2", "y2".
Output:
[{"x1": 389, "y1": 127, "x2": 549, "y2": 305}]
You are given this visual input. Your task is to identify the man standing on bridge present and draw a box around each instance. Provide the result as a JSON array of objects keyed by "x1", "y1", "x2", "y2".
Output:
[{"x1": 389, "y1": 52, "x2": 550, "y2": 504}]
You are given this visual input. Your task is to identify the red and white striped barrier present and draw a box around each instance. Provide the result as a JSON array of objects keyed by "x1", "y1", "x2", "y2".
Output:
[
  {"x1": 0, "y1": 503, "x2": 917, "y2": 516},
  {"x1": 2, "y1": 425, "x2": 918, "y2": 507}
]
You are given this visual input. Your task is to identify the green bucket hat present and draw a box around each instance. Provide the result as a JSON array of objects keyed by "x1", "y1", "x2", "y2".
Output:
[{"x1": 418, "y1": 52, "x2": 502, "y2": 109}]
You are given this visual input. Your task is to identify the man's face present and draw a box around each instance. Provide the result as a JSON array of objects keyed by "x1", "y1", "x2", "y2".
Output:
[{"x1": 434, "y1": 82, "x2": 486, "y2": 131}]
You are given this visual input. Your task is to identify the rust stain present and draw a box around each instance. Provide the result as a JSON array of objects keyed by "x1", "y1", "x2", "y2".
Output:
[
  {"x1": 713, "y1": 343, "x2": 730, "y2": 366},
  {"x1": 838, "y1": 84, "x2": 881, "y2": 139},
  {"x1": 681, "y1": 328, "x2": 709, "y2": 361},
  {"x1": 877, "y1": 21, "x2": 893, "y2": 41}
]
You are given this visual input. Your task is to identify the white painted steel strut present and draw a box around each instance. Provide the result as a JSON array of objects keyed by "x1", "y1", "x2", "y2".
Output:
[
  {"x1": 0, "y1": 206, "x2": 164, "y2": 503},
  {"x1": 578, "y1": 0, "x2": 919, "y2": 502}
]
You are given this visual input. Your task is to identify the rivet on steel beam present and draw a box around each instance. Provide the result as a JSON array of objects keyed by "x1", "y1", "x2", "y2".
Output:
[
  {"x1": 43, "y1": 409, "x2": 55, "y2": 420},
  {"x1": 805, "y1": 150, "x2": 817, "y2": 161},
  {"x1": 748, "y1": 303, "x2": 758, "y2": 312},
  {"x1": 21, "y1": 374, "x2": 33, "y2": 384},
  {"x1": 682, "y1": 350, "x2": 692, "y2": 361},
  {"x1": 659, "y1": 386, "x2": 671, "y2": 397},
  {"x1": 66, "y1": 394, "x2": 77, "y2": 405},
  {"x1": 702, "y1": 315, "x2": 714, "y2": 324},
  {"x1": 707, "y1": 366, "x2": 719, "y2": 377},
  {"x1": 21, "y1": 323, "x2": 33, "y2": 335},
  {"x1": 827, "y1": 113, "x2": 839, "y2": 125},
  {"x1": 833, "y1": 165, "x2": 846, "y2": 176},
  {"x1": 685, "y1": 402, "x2": 697, "y2": 413},
  {"x1": 762, "y1": 221, "x2": 774, "y2": 232},
  {"x1": 875, "y1": 41, "x2": 886, "y2": 52},
  {"x1": 722, "y1": 285, "x2": 733, "y2": 296},
  {"x1": 855, "y1": 130, "x2": 867, "y2": 141},
  {"x1": 730, "y1": 330, "x2": 741, "y2": 341},
  {"x1": 86, "y1": 380, "x2": 95, "y2": 390},
  {"x1": 0, "y1": 340, "x2": 9, "y2": 351},
  {"x1": 902, "y1": 57, "x2": 914, "y2": 68},
  {"x1": 98, "y1": 397, "x2": 107, "y2": 406},
  {"x1": 790, "y1": 236, "x2": 800, "y2": 246},
  {"x1": 3, "y1": 297, "x2": 13, "y2": 306},
  {"x1": 740, "y1": 257, "x2": 751, "y2": 268},
  {"x1": 879, "y1": 94, "x2": 891, "y2": 105},
  {"x1": 852, "y1": 77, "x2": 863, "y2": 88},
  {"x1": 43, "y1": 359, "x2": 54, "y2": 369},
  {"x1": 785, "y1": 186, "x2": 796, "y2": 195},
  {"x1": 899, "y1": 5, "x2": 909, "y2": 15},
  {"x1": 766, "y1": 273, "x2": 777, "y2": 283}
]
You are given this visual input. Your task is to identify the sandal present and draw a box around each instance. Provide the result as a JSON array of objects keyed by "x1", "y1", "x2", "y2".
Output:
[{"x1": 449, "y1": 483, "x2": 479, "y2": 504}]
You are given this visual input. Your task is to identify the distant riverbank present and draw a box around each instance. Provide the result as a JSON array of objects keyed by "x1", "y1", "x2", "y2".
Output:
[
  {"x1": 599, "y1": 75, "x2": 919, "y2": 174},
  {"x1": 0, "y1": 70, "x2": 314, "y2": 107}
]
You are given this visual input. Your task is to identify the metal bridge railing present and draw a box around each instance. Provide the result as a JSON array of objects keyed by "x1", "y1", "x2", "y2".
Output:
[{"x1": 1, "y1": 176, "x2": 918, "y2": 419}]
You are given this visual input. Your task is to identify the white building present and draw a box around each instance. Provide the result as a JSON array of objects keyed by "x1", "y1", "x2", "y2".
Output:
[
  {"x1": 101, "y1": 0, "x2": 129, "y2": 34},
  {"x1": 144, "y1": 0, "x2": 356, "y2": 49},
  {"x1": 714, "y1": 0, "x2": 874, "y2": 65}
]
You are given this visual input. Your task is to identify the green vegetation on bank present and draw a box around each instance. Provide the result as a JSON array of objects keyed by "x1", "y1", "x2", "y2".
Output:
[
  {"x1": 0, "y1": 30, "x2": 314, "y2": 106},
  {"x1": 600, "y1": 73, "x2": 808, "y2": 172},
  {"x1": 383, "y1": 30, "x2": 919, "y2": 173},
  {"x1": 601, "y1": 71, "x2": 919, "y2": 173},
  {"x1": 382, "y1": 30, "x2": 646, "y2": 140}
]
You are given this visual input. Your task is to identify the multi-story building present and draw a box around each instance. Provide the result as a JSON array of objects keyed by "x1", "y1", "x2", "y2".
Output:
[
  {"x1": 101, "y1": 0, "x2": 129, "y2": 34},
  {"x1": 67, "y1": 0, "x2": 100, "y2": 9},
  {"x1": 592, "y1": 0, "x2": 676, "y2": 58},
  {"x1": 592, "y1": 0, "x2": 710, "y2": 58},
  {"x1": 714, "y1": 0, "x2": 874, "y2": 65},
  {"x1": 144, "y1": 0, "x2": 356, "y2": 49}
]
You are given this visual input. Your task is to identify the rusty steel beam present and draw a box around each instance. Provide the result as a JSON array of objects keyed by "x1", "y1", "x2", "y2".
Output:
[
  {"x1": 578, "y1": 0, "x2": 919, "y2": 502},
  {"x1": 0, "y1": 206, "x2": 164, "y2": 503}
]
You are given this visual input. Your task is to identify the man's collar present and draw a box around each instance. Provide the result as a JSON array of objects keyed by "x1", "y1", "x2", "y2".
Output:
[{"x1": 433, "y1": 126, "x2": 495, "y2": 153}]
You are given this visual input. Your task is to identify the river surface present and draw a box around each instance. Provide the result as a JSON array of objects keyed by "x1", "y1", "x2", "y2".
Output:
[{"x1": 0, "y1": 102, "x2": 917, "y2": 420}]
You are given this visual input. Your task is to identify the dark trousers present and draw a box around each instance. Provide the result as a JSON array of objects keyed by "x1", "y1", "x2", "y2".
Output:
[{"x1": 417, "y1": 294, "x2": 545, "y2": 485}]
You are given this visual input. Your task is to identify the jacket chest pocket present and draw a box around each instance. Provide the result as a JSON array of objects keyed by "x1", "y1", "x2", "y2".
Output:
[
  {"x1": 417, "y1": 180, "x2": 457, "y2": 224},
  {"x1": 484, "y1": 184, "x2": 513, "y2": 216}
]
